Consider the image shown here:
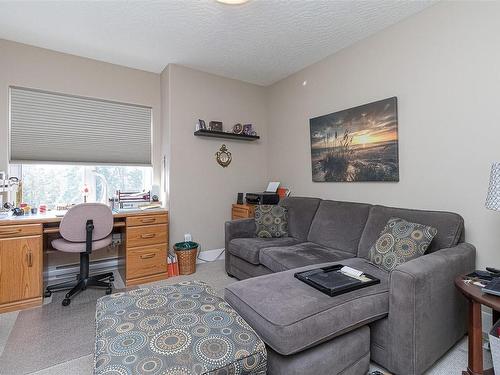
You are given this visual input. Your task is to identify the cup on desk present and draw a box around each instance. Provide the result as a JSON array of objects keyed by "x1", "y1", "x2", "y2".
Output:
[
  {"x1": 31, "y1": 207, "x2": 37, "y2": 215},
  {"x1": 39, "y1": 204, "x2": 47, "y2": 214}
]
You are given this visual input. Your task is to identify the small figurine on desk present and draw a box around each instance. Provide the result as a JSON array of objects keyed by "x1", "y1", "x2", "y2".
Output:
[
  {"x1": 82, "y1": 184, "x2": 90, "y2": 203},
  {"x1": 12, "y1": 207, "x2": 23, "y2": 216}
]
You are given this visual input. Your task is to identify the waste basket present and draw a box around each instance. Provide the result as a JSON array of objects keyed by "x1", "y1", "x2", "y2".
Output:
[{"x1": 174, "y1": 241, "x2": 199, "y2": 275}]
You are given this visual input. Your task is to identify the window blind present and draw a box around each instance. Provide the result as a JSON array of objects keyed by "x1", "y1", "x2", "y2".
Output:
[{"x1": 9, "y1": 87, "x2": 152, "y2": 166}]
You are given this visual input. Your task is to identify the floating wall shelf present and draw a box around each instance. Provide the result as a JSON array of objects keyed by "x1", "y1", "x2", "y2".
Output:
[{"x1": 194, "y1": 129, "x2": 260, "y2": 141}]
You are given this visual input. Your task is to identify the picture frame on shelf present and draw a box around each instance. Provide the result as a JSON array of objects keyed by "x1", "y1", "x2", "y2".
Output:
[
  {"x1": 209, "y1": 121, "x2": 223, "y2": 132},
  {"x1": 243, "y1": 124, "x2": 253, "y2": 135},
  {"x1": 198, "y1": 119, "x2": 207, "y2": 130},
  {"x1": 232, "y1": 123, "x2": 243, "y2": 134}
]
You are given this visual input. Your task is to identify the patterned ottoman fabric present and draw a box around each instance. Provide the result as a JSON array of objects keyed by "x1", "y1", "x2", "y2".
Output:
[{"x1": 94, "y1": 281, "x2": 267, "y2": 375}]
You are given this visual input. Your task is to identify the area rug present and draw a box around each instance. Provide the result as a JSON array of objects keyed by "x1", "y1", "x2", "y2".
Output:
[{"x1": 0, "y1": 286, "x2": 119, "y2": 375}]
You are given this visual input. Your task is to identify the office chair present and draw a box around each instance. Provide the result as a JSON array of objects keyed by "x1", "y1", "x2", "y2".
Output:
[{"x1": 44, "y1": 203, "x2": 114, "y2": 306}]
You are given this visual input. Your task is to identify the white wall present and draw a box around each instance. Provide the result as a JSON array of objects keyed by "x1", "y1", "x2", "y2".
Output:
[
  {"x1": 267, "y1": 1, "x2": 500, "y2": 269},
  {"x1": 164, "y1": 64, "x2": 268, "y2": 250},
  {"x1": 0, "y1": 39, "x2": 162, "y2": 186},
  {"x1": 2, "y1": 2, "x2": 499, "y2": 269}
]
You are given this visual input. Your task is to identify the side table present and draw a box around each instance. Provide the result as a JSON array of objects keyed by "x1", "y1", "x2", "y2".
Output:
[
  {"x1": 455, "y1": 275, "x2": 500, "y2": 375},
  {"x1": 232, "y1": 203, "x2": 255, "y2": 220}
]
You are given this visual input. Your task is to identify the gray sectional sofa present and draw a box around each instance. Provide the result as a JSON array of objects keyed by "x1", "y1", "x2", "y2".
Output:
[{"x1": 224, "y1": 197, "x2": 476, "y2": 375}]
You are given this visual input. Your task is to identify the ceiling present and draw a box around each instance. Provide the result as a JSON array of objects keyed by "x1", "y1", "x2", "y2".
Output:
[{"x1": 0, "y1": 0, "x2": 434, "y2": 86}]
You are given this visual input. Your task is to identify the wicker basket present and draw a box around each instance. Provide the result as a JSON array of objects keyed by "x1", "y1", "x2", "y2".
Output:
[{"x1": 174, "y1": 242, "x2": 198, "y2": 275}]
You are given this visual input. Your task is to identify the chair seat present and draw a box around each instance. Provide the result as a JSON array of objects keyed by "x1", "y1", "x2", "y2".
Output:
[{"x1": 51, "y1": 235, "x2": 112, "y2": 253}]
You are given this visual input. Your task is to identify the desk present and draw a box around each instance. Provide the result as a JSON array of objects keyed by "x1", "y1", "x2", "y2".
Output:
[
  {"x1": 0, "y1": 209, "x2": 169, "y2": 313},
  {"x1": 455, "y1": 276, "x2": 500, "y2": 375}
]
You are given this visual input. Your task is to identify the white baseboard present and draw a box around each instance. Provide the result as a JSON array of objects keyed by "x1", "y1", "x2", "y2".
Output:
[{"x1": 197, "y1": 248, "x2": 225, "y2": 264}]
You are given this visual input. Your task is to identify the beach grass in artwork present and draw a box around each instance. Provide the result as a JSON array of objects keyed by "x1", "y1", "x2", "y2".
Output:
[{"x1": 310, "y1": 97, "x2": 399, "y2": 182}]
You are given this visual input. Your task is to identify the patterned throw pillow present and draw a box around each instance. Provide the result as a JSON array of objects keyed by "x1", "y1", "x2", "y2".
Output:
[
  {"x1": 255, "y1": 205, "x2": 288, "y2": 238},
  {"x1": 368, "y1": 217, "x2": 437, "y2": 272}
]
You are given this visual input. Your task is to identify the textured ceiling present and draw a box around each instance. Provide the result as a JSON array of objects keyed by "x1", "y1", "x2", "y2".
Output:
[{"x1": 0, "y1": 0, "x2": 434, "y2": 85}]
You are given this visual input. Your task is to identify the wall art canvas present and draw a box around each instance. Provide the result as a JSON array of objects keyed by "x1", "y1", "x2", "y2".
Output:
[{"x1": 310, "y1": 97, "x2": 399, "y2": 182}]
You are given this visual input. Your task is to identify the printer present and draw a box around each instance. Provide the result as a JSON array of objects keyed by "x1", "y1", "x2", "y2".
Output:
[
  {"x1": 245, "y1": 182, "x2": 281, "y2": 205},
  {"x1": 245, "y1": 192, "x2": 280, "y2": 205}
]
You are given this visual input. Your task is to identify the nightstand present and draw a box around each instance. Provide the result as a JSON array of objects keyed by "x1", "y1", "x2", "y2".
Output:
[{"x1": 231, "y1": 204, "x2": 255, "y2": 220}]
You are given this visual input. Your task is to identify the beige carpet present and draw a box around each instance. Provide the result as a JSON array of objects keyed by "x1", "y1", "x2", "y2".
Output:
[{"x1": 0, "y1": 260, "x2": 493, "y2": 374}]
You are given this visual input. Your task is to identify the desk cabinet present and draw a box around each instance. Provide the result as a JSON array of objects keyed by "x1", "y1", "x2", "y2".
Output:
[
  {"x1": 0, "y1": 225, "x2": 43, "y2": 313},
  {"x1": 0, "y1": 209, "x2": 169, "y2": 312},
  {"x1": 123, "y1": 212, "x2": 169, "y2": 286}
]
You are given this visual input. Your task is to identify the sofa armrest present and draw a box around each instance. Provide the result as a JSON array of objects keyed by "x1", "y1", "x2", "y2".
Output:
[
  {"x1": 225, "y1": 219, "x2": 256, "y2": 275},
  {"x1": 387, "y1": 242, "x2": 475, "y2": 375},
  {"x1": 225, "y1": 219, "x2": 256, "y2": 246}
]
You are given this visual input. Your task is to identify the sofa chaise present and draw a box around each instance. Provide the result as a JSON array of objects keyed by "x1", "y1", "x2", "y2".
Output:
[{"x1": 224, "y1": 197, "x2": 475, "y2": 375}]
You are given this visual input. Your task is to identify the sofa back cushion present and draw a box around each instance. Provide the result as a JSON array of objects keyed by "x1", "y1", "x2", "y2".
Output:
[
  {"x1": 358, "y1": 205, "x2": 464, "y2": 258},
  {"x1": 307, "y1": 200, "x2": 372, "y2": 254},
  {"x1": 279, "y1": 197, "x2": 321, "y2": 241}
]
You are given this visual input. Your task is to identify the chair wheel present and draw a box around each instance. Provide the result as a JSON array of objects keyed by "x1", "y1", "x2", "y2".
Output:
[
  {"x1": 62, "y1": 298, "x2": 71, "y2": 306},
  {"x1": 44, "y1": 290, "x2": 52, "y2": 298},
  {"x1": 106, "y1": 288, "x2": 112, "y2": 295},
  {"x1": 109, "y1": 276, "x2": 115, "y2": 282}
]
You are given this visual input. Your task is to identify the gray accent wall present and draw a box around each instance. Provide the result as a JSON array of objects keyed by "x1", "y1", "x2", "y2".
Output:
[
  {"x1": 266, "y1": 1, "x2": 500, "y2": 269},
  {"x1": 1, "y1": 1, "x2": 500, "y2": 270},
  {"x1": 0, "y1": 38, "x2": 162, "y2": 185},
  {"x1": 162, "y1": 64, "x2": 269, "y2": 251}
]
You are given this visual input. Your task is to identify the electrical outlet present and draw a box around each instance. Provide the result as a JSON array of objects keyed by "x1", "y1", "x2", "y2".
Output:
[
  {"x1": 184, "y1": 233, "x2": 192, "y2": 242},
  {"x1": 112, "y1": 233, "x2": 122, "y2": 246}
]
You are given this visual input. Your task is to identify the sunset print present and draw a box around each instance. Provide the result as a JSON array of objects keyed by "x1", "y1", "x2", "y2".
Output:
[{"x1": 310, "y1": 97, "x2": 399, "y2": 182}]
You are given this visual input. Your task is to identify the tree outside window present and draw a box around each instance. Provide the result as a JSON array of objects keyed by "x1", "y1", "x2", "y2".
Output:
[{"x1": 17, "y1": 164, "x2": 152, "y2": 209}]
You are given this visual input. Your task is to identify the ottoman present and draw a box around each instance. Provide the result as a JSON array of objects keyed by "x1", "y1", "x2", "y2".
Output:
[
  {"x1": 225, "y1": 259, "x2": 388, "y2": 374},
  {"x1": 94, "y1": 281, "x2": 267, "y2": 375}
]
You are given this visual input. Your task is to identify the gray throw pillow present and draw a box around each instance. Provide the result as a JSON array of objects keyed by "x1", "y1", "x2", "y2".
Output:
[
  {"x1": 368, "y1": 217, "x2": 437, "y2": 272},
  {"x1": 255, "y1": 205, "x2": 288, "y2": 238}
]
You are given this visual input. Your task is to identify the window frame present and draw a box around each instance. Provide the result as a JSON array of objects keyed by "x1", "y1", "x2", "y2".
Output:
[{"x1": 9, "y1": 163, "x2": 153, "y2": 208}]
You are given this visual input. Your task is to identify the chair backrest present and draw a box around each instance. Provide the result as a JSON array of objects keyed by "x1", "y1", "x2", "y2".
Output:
[{"x1": 59, "y1": 203, "x2": 113, "y2": 242}]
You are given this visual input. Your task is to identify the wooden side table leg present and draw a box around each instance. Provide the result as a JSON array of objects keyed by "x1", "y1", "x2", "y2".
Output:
[{"x1": 465, "y1": 300, "x2": 484, "y2": 375}]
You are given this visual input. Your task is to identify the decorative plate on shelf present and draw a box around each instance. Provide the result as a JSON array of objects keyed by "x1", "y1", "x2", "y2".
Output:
[{"x1": 232, "y1": 123, "x2": 243, "y2": 134}]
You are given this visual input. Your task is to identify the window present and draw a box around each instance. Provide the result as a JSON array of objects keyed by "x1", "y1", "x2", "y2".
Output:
[{"x1": 14, "y1": 164, "x2": 152, "y2": 209}]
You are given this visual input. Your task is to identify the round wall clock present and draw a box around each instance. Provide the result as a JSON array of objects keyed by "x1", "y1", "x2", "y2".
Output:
[{"x1": 215, "y1": 144, "x2": 232, "y2": 168}]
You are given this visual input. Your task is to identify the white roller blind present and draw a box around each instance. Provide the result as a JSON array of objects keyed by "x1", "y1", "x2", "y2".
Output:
[{"x1": 9, "y1": 87, "x2": 152, "y2": 165}]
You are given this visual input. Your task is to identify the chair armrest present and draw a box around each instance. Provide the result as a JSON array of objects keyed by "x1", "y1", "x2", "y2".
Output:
[{"x1": 387, "y1": 242, "x2": 475, "y2": 375}]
